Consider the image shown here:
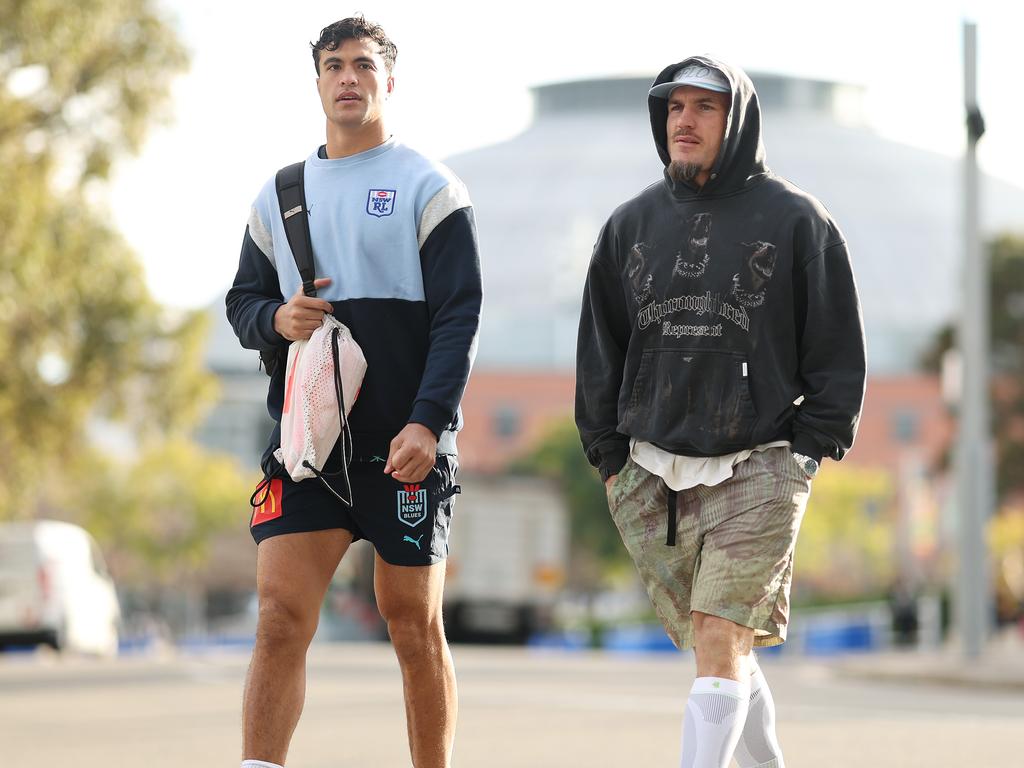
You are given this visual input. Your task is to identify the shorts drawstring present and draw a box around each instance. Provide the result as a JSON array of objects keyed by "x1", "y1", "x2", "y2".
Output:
[
  {"x1": 666, "y1": 488, "x2": 678, "y2": 546},
  {"x1": 249, "y1": 477, "x2": 272, "y2": 509},
  {"x1": 250, "y1": 451, "x2": 286, "y2": 509}
]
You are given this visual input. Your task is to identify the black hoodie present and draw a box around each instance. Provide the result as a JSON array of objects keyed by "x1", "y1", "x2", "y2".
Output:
[{"x1": 575, "y1": 56, "x2": 866, "y2": 480}]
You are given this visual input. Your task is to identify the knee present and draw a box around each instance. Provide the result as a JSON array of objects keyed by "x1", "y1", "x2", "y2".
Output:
[
  {"x1": 693, "y1": 613, "x2": 752, "y2": 677},
  {"x1": 385, "y1": 610, "x2": 444, "y2": 663},
  {"x1": 695, "y1": 613, "x2": 747, "y2": 643},
  {"x1": 255, "y1": 594, "x2": 319, "y2": 652}
]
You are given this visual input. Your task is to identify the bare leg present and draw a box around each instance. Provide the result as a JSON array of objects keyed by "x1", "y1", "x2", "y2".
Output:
[
  {"x1": 692, "y1": 611, "x2": 755, "y2": 681},
  {"x1": 242, "y1": 529, "x2": 353, "y2": 764},
  {"x1": 374, "y1": 554, "x2": 456, "y2": 768}
]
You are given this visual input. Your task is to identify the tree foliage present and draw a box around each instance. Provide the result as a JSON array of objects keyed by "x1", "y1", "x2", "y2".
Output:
[
  {"x1": 514, "y1": 419, "x2": 633, "y2": 576},
  {"x1": 41, "y1": 440, "x2": 251, "y2": 585},
  {"x1": 989, "y1": 506, "x2": 1024, "y2": 621},
  {"x1": 921, "y1": 234, "x2": 1024, "y2": 500},
  {"x1": 0, "y1": 1, "x2": 247, "y2": 582},
  {"x1": 794, "y1": 466, "x2": 894, "y2": 603},
  {"x1": 0, "y1": 0, "x2": 188, "y2": 182}
]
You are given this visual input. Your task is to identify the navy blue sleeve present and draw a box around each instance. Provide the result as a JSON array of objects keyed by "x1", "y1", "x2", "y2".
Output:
[
  {"x1": 225, "y1": 228, "x2": 287, "y2": 351},
  {"x1": 409, "y1": 207, "x2": 483, "y2": 437}
]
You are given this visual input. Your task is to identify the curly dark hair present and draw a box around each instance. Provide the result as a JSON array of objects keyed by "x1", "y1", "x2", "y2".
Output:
[{"x1": 310, "y1": 16, "x2": 398, "y2": 75}]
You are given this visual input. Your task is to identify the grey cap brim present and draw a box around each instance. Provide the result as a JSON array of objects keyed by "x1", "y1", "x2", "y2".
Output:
[{"x1": 649, "y1": 79, "x2": 730, "y2": 99}]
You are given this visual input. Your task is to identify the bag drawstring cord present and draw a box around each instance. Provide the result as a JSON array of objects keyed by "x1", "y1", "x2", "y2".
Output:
[{"x1": 303, "y1": 326, "x2": 354, "y2": 507}]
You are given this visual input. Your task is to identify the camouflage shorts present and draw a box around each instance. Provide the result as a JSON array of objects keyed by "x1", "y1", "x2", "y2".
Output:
[{"x1": 607, "y1": 446, "x2": 811, "y2": 649}]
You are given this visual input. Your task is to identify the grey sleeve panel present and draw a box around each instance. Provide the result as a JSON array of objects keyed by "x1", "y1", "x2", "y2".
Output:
[
  {"x1": 418, "y1": 182, "x2": 472, "y2": 249},
  {"x1": 247, "y1": 205, "x2": 276, "y2": 269}
]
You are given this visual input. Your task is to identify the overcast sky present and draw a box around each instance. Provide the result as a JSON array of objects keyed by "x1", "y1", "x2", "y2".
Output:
[{"x1": 109, "y1": 0, "x2": 1022, "y2": 310}]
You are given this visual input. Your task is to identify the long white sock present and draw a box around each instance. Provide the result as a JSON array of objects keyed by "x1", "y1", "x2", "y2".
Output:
[
  {"x1": 241, "y1": 761, "x2": 283, "y2": 768},
  {"x1": 680, "y1": 676, "x2": 750, "y2": 768},
  {"x1": 733, "y1": 660, "x2": 785, "y2": 768}
]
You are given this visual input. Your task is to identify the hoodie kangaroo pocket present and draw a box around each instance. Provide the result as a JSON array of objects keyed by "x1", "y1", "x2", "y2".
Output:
[{"x1": 622, "y1": 348, "x2": 758, "y2": 453}]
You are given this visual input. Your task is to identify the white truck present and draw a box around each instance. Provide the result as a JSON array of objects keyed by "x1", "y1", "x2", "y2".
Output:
[{"x1": 442, "y1": 475, "x2": 570, "y2": 643}]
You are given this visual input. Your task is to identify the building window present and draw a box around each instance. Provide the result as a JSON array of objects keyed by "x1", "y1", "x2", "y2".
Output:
[
  {"x1": 494, "y1": 406, "x2": 521, "y2": 439},
  {"x1": 890, "y1": 407, "x2": 920, "y2": 444}
]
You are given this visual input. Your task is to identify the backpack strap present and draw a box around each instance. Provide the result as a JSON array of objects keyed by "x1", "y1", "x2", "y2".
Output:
[{"x1": 275, "y1": 161, "x2": 318, "y2": 297}]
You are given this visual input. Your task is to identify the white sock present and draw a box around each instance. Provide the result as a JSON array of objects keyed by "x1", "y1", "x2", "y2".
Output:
[
  {"x1": 733, "y1": 660, "x2": 785, "y2": 768},
  {"x1": 680, "y1": 676, "x2": 750, "y2": 768},
  {"x1": 241, "y1": 761, "x2": 283, "y2": 768}
]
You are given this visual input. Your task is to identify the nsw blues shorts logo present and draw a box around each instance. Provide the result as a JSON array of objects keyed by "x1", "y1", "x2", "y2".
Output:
[
  {"x1": 397, "y1": 483, "x2": 428, "y2": 527},
  {"x1": 366, "y1": 189, "x2": 396, "y2": 217}
]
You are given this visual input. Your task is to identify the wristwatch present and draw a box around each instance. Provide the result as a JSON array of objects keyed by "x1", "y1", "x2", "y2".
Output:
[{"x1": 791, "y1": 451, "x2": 819, "y2": 479}]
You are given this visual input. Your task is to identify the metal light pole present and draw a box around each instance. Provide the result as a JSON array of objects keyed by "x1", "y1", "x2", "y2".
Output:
[{"x1": 954, "y1": 20, "x2": 992, "y2": 660}]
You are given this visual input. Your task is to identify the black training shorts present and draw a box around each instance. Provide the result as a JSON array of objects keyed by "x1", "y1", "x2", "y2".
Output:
[{"x1": 249, "y1": 455, "x2": 459, "y2": 567}]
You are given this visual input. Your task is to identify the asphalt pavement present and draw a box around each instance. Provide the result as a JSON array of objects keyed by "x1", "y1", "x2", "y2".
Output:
[{"x1": 1, "y1": 641, "x2": 1022, "y2": 767}]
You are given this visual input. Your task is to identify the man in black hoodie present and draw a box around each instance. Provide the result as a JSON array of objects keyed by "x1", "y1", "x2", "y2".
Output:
[{"x1": 576, "y1": 59, "x2": 865, "y2": 768}]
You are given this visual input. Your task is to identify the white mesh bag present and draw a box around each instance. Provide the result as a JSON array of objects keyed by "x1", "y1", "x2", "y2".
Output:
[{"x1": 274, "y1": 314, "x2": 367, "y2": 504}]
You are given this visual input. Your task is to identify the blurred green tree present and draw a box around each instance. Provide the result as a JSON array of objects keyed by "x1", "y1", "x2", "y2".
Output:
[
  {"x1": 793, "y1": 466, "x2": 894, "y2": 603},
  {"x1": 0, "y1": 1, "x2": 247, "y2": 582},
  {"x1": 514, "y1": 419, "x2": 635, "y2": 581},
  {"x1": 989, "y1": 506, "x2": 1024, "y2": 623},
  {"x1": 41, "y1": 439, "x2": 250, "y2": 585},
  {"x1": 921, "y1": 235, "x2": 1024, "y2": 500},
  {"x1": 0, "y1": 0, "x2": 188, "y2": 182}
]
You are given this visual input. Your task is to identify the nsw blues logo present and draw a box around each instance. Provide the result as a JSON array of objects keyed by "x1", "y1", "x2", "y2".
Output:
[
  {"x1": 366, "y1": 188, "x2": 397, "y2": 217},
  {"x1": 397, "y1": 483, "x2": 428, "y2": 527}
]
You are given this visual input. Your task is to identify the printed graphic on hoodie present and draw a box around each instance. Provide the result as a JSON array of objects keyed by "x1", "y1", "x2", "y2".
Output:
[
  {"x1": 632, "y1": 212, "x2": 777, "y2": 338},
  {"x1": 673, "y1": 213, "x2": 712, "y2": 278},
  {"x1": 732, "y1": 240, "x2": 777, "y2": 307}
]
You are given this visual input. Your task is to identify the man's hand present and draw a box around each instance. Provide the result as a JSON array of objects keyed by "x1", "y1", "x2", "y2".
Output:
[
  {"x1": 273, "y1": 278, "x2": 334, "y2": 341},
  {"x1": 385, "y1": 423, "x2": 438, "y2": 483}
]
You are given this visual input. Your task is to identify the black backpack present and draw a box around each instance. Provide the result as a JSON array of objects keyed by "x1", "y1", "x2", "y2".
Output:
[
  {"x1": 259, "y1": 161, "x2": 317, "y2": 377},
  {"x1": 251, "y1": 160, "x2": 356, "y2": 507}
]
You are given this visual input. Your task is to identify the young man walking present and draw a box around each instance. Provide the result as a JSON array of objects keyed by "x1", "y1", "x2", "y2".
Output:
[
  {"x1": 575, "y1": 58, "x2": 865, "y2": 768},
  {"x1": 226, "y1": 17, "x2": 481, "y2": 768}
]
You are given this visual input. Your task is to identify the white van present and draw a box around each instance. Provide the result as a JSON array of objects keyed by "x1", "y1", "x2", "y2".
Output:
[{"x1": 0, "y1": 520, "x2": 120, "y2": 656}]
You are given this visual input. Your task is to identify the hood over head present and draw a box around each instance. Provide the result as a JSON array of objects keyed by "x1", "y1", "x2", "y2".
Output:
[{"x1": 649, "y1": 56, "x2": 767, "y2": 194}]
